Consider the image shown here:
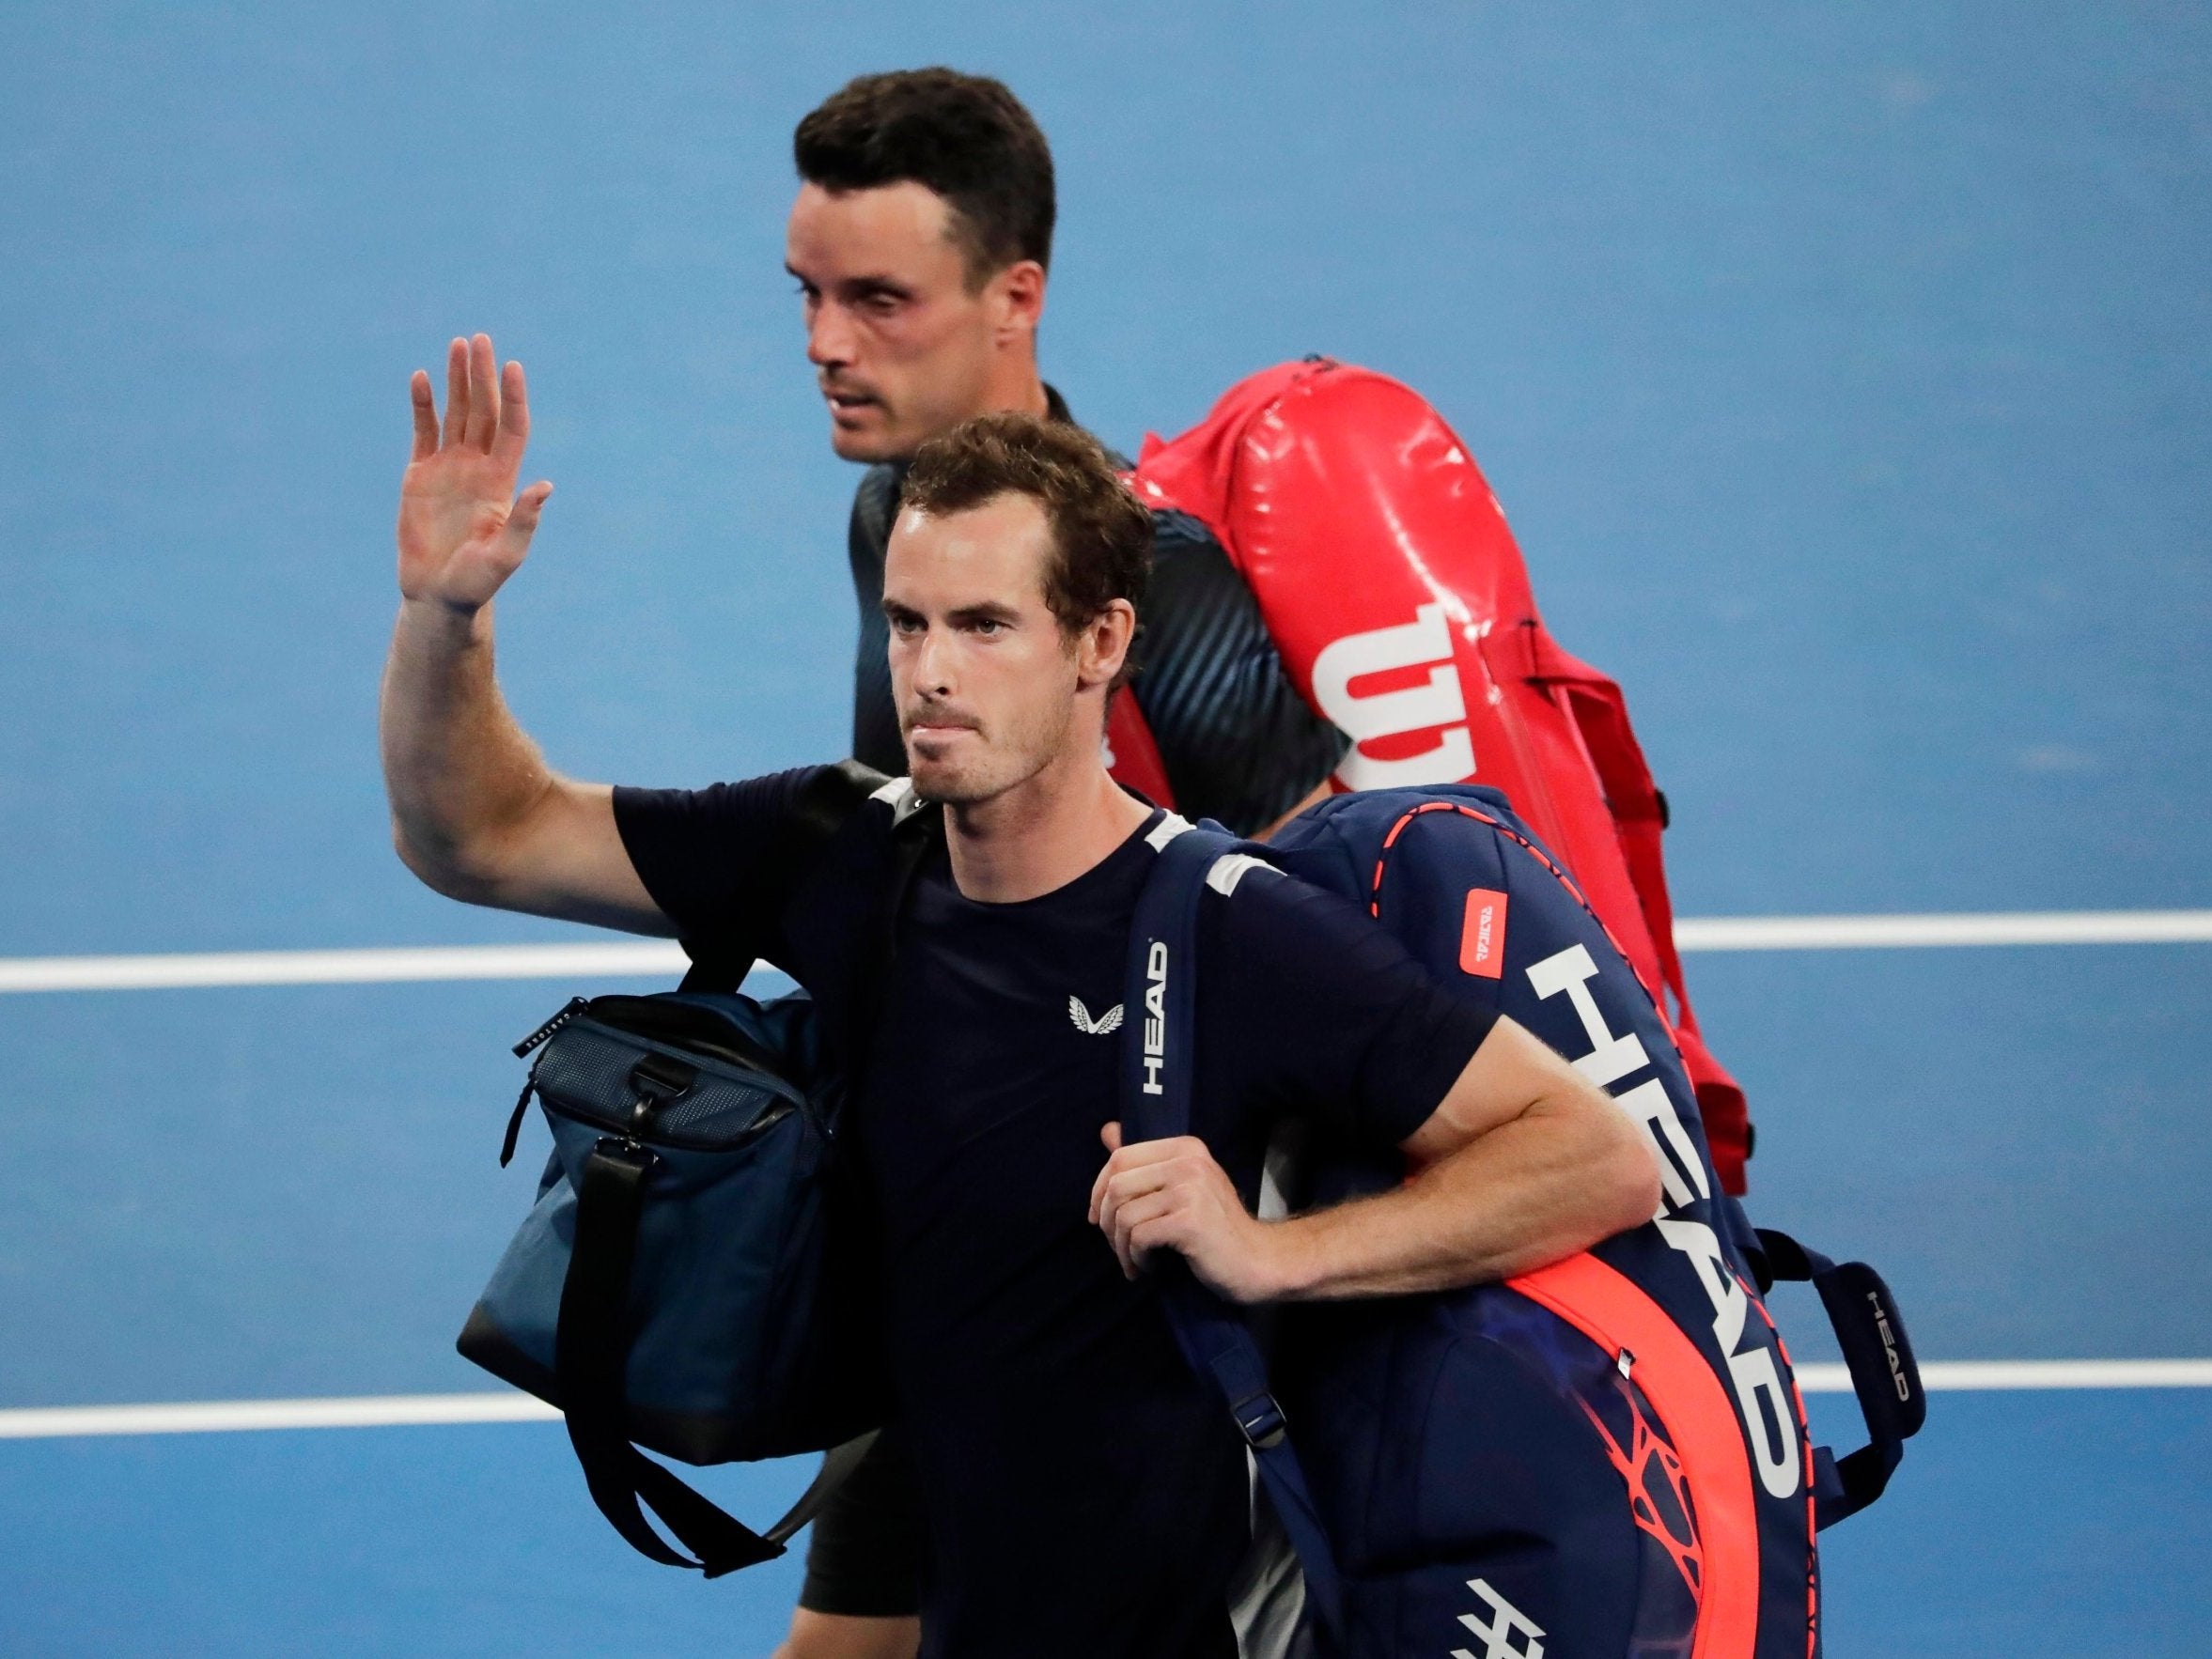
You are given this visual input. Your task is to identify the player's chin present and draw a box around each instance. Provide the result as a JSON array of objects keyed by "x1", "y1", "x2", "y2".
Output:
[
  {"x1": 907, "y1": 752, "x2": 995, "y2": 806},
  {"x1": 826, "y1": 409, "x2": 903, "y2": 464}
]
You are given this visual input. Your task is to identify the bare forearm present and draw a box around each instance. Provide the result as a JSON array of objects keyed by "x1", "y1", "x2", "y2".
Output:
[
  {"x1": 379, "y1": 597, "x2": 554, "y2": 893},
  {"x1": 1260, "y1": 1092, "x2": 1657, "y2": 1300},
  {"x1": 380, "y1": 335, "x2": 664, "y2": 930}
]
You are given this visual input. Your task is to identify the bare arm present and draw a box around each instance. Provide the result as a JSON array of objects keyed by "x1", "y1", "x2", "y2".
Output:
[
  {"x1": 1090, "y1": 1015, "x2": 1662, "y2": 1302},
  {"x1": 770, "y1": 1611, "x2": 921, "y2": 1659},
  {"x1": 381, "y1": 333, "x2": 668, "y2": 933}
]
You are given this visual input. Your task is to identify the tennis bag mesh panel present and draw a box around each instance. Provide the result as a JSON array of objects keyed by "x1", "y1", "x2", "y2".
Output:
[{"x1": 1129, "y1": 787, "x2": 1922, "y2": 1658}]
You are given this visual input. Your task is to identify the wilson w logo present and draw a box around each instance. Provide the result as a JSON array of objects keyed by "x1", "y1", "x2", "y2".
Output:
[{"x1": 1312, "y1": 602, "x2": 1477, "y2": 790}]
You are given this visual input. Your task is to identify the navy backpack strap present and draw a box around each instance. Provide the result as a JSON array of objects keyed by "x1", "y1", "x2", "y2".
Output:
[
  {"x1": 1121, "y1": 817, "x2": 1346, "y2": 1638},
  {"x1": 554, "y1": 1140, "x2": 784, "y2": 1574},
  {"x1": 1754, "y1": 1225, "x2": 1926, "y2": 1528}
]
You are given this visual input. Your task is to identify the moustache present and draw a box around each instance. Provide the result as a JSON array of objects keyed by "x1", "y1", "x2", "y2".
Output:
[{"x1": 901, "y1": 705, "x2": 981, "y2": 736}]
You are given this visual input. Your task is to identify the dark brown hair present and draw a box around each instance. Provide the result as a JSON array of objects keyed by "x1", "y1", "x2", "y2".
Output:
[
  {"x1": 794, "y1": 69, "x2": 1055, "y2": 287},
  {"x1": 900, "y1": 412, "x2": 1152, "y2": 684}
]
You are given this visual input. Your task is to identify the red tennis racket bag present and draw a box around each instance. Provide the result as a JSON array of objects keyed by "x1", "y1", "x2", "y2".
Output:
[{"x1": 1110, "y1": 358, "x2": 1752, "y2": 1192}]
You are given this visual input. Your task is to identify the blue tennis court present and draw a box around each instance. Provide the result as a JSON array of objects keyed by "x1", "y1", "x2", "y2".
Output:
[{"x1": 4, "y1": 5, "x2": 2206, "y2": 1652}]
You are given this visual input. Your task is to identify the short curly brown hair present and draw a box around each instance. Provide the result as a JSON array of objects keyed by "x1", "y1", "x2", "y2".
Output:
[{"x1": 900, "y1": 412, "x2": 1152, "y2": 685}]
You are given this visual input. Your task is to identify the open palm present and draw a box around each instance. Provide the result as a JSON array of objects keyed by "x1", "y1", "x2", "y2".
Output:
[{"x1": 397, "y1": 333, "x2": 553, "y2": 611}]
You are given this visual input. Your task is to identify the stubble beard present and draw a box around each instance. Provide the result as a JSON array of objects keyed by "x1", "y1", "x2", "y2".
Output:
[
  {"x1": 833, "y1": 346, "x2": 996, "y2": 465},
  {"x1": 829, "y1": 414, "x2": 903, "y2": 466},
  {"x1": 903, "y1": 690, "x2": 1077, "y2": 807}
]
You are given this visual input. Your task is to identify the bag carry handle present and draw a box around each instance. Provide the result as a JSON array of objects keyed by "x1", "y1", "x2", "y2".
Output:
[
  {"x1": 1752, "y1": 1226, "x2": 1925, "y2": 1529},
  {"x1": 555, "y1": 1140, "x2": 877, "y2": 1575}
]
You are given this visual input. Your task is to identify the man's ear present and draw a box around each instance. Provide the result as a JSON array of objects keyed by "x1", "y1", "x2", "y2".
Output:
[
  {"x1": 989, "y1": 259, "x2": 1047, "y2": 345},
  {"x1": 1077, "y1": 599, "x2": 1138, "y2": 691}
]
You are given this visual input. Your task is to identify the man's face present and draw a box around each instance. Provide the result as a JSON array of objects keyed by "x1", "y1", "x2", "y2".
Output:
[
  {"x1": 883, "y1": 492, "x2": 1083, "y2": 804},
  {"x1": 787, "y1": 180, "x2": 1009, "y2": 463}
]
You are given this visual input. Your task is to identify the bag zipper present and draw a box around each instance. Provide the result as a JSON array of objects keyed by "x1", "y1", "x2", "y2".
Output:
[
  {"x1": 505, "y1": 1000, "x2": 818, "y2": 1161},
  {"x1": 532, "y1": 1080, "x2": 799, "y2": 1155},
  {"x1": 499, "y1": 1078, "x2": 536, "y2": 1168},
  {"x1": 513, "y1": 997, "x2": 589, "y2": 1058},
  {"x1": 553, "y1": 1018, "x2": 809, "y2": 1109}
]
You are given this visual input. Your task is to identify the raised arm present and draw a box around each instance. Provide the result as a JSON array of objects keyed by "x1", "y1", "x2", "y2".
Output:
[
  {"x1": 1091, "y1": 1015, "x2": 1662, "y2": 1302},
  {"x1": 381, "y1": 333, "x2": 669, "y2": 933}
]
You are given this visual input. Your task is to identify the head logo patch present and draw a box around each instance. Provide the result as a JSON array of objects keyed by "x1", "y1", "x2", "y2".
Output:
[{"x1": 1459, "y1": 888, "x2": 1508, "y2": 979}]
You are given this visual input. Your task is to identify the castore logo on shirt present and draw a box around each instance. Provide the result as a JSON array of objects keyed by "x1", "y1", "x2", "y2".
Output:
[{"x1": 1067, "y1": 997, "x2": 1124, "y2": 1036}]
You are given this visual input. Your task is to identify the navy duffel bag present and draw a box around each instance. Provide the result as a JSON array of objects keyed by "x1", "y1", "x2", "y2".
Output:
[{"x1": 457, "y1": 987, "x2": 885, "y2": 1575}]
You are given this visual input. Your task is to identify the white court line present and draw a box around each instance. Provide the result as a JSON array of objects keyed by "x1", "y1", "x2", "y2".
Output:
[
  {"x1": 0, "y1": 1393, "x2": 561, "y2": 1439},
  {"x1": 0, "y1": 941, "x2": 688, "y2": 994},
  {"x1": 2, "y1": 911, "x2": 2208, "y2": 994},
  {"x1": 1794, "y1": 1358, "x2": 2212, "y2": 1393},
  {"x1": 3, "y1": 1361, "x2": 2207, "y2": 1440}
]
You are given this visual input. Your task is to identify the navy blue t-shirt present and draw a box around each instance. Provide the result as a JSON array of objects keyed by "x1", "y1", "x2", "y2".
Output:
[{"x1": 614, "y1": 768, "x2": 1496, "y2": 1658}]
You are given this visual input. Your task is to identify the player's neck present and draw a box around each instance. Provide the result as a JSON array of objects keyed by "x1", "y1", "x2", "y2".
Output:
[
  {"x1": 978, "y1": 344, "x2": 1049, "y2": 424},
  {"x1": 886, "y1": 350, "x2": 1045, "y2": 466},
  {"x1": 943, "y1": 737, "x2": 1148, "y2": 906}
]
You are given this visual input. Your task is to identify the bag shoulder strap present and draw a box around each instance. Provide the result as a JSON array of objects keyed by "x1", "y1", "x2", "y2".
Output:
[
  {"x1": 556, "y1": 1141, "x2": 879, "y2": 1574},
  {"x1": 1121, "y1": 817, "x2": 1346, "y2": 1638},
  {"x1": 1543, "y1": 670, "x2": 1753, "y2": 1189}
]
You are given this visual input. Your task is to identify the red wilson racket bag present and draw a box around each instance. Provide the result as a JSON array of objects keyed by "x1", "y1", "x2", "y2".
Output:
[{"x1": 1113, "y1": 360, "x2": 1753, "y2": 1193}]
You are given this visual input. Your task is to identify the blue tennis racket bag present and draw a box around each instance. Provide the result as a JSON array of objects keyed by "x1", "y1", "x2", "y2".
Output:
[{"x1": 1124, "y1": 785, "x2": 1924, "y2": 1658}]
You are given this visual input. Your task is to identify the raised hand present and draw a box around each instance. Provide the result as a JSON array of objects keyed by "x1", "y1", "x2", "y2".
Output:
[{"x1": 397, "y1": 333, "x2": 553, "y2": 612}]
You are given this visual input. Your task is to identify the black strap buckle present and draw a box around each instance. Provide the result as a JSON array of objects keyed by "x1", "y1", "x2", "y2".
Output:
[{"x1": 1233, "y1": 1390, "x2": 1288, "y2": 1450}]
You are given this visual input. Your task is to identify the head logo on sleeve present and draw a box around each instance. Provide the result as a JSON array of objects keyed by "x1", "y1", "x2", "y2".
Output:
[{"x1": 1458, "y1": 889, "x2": 1509, "y2": 979}]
